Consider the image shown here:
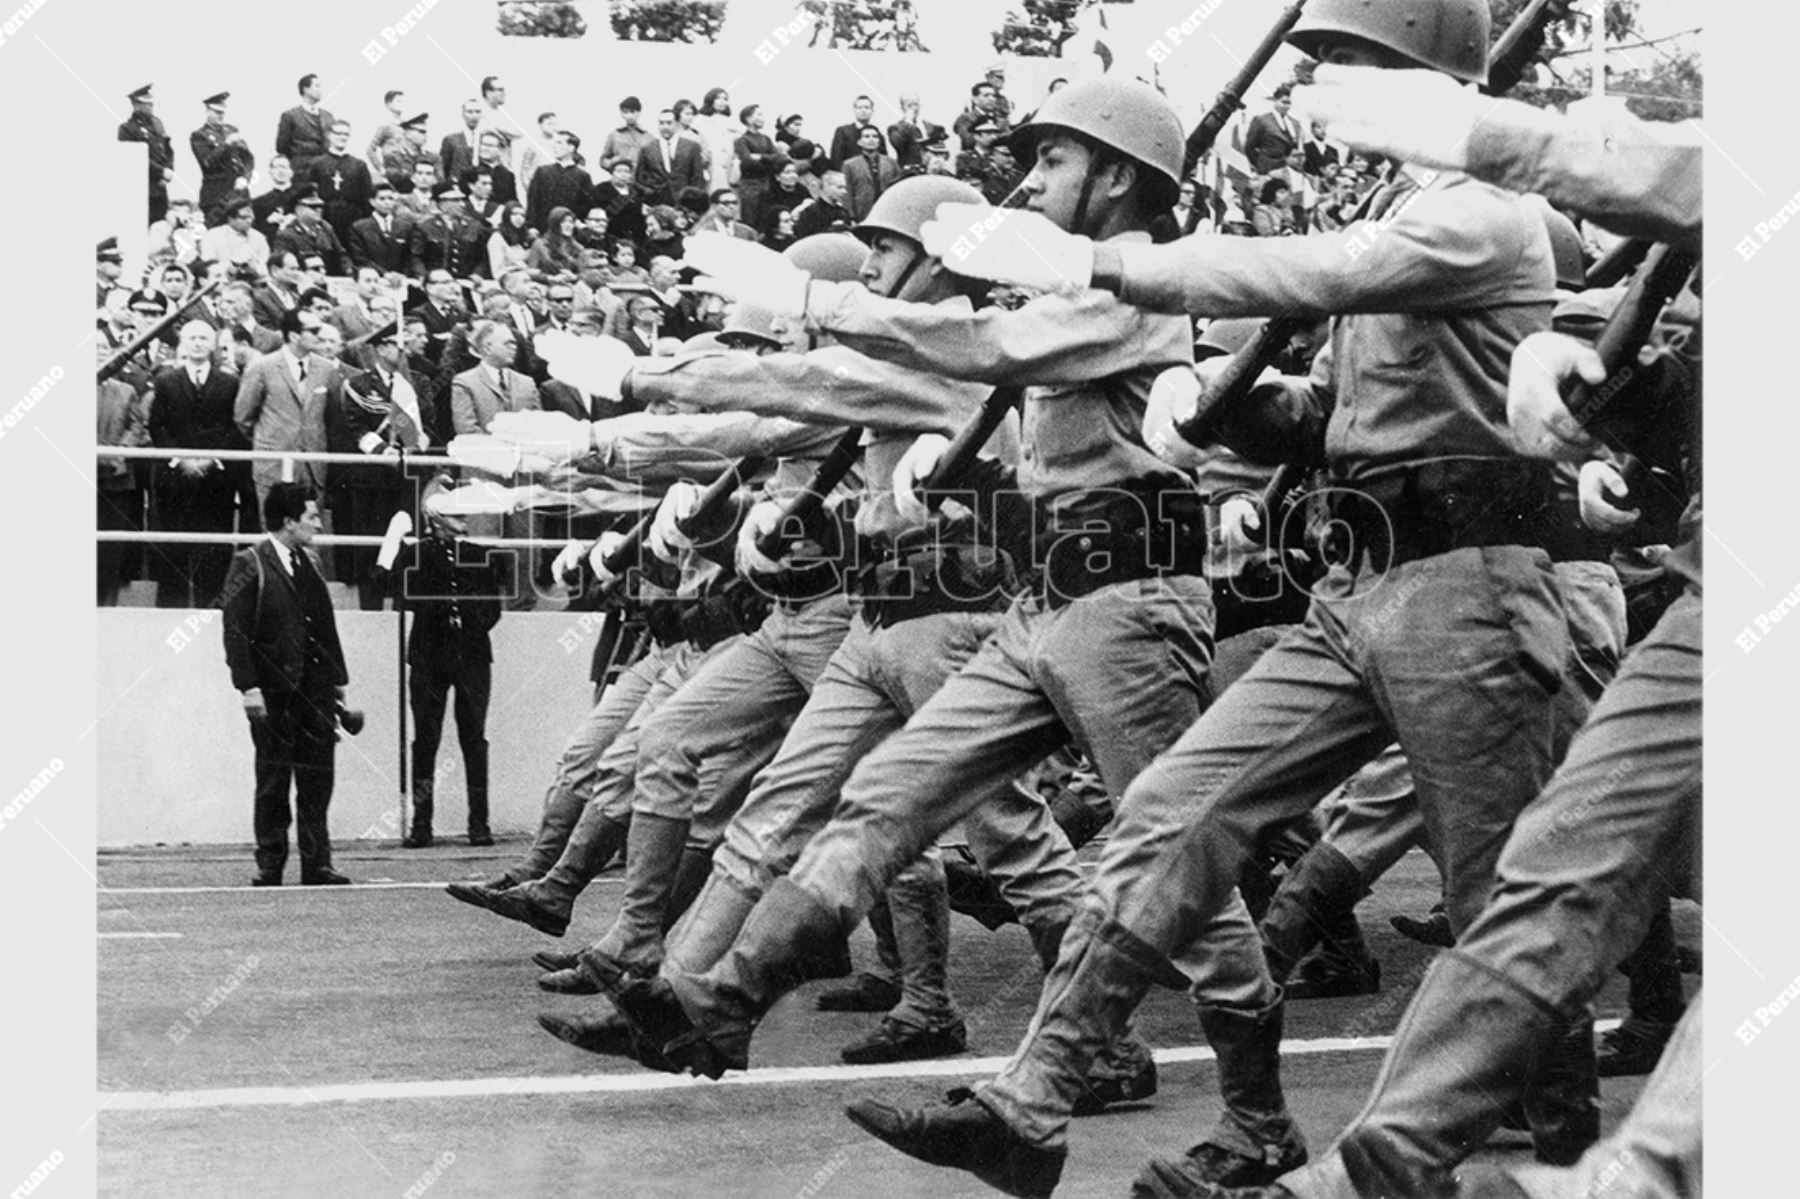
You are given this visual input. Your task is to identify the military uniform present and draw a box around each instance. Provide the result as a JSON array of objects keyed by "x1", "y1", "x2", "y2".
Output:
[
  {"x1": 118, "y1": 100, "x2": 175, "y2": 224},
  {"x1": 191, "y1": 121, "x2": 255, "y2": 224}
]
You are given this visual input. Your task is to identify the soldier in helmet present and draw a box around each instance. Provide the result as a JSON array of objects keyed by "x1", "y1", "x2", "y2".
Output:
[
  {"x1": 554, "y1": 78, "x2": 1309, "y2": 1190},
  {"x1": 852, "y1": 0, "x2": 1629, "y2": 1193}
]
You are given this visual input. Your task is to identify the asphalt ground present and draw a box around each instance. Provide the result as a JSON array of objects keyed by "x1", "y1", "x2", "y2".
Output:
[{"x1": 97, "y1": 843, "x2": 1692, "y2": 1199}]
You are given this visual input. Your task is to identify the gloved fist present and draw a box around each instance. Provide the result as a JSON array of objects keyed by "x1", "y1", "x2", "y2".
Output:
[
  {"x1": 921, "y1": 203, "x2": 1094, "y2": 292},
  {"x1": 1217, "y1": 494, "x2": 1265, "y2": 554},
  {"x1": 551, "y1": 538, "x2": 588, "y2": 586},
  {"x1": 1578, "y1": 459, "x2": 1641, "y2": 531},
  {"x1": 891, "y1": 433, "x2": 952, "y2": 527},
  {"x1": 1508, "y1": 332, "x2": 1605, "y2": 462},
  {"x1": 734, "y1": 500, "x2": 788, "y2": 578},
  {"x1": 539, "y1": 330, "x2": 635, "y2": 401},
  {"x1": 1142, "y1": 365, "x2": 1207, "y2": 470},
  {"x1": 647, "y1": 480, "x2": 702, "y2": 563},
  {"x1": 485, "y1": 411, "x2": 592, "y2": 462},
  {"x1": 1294, "y1": 64, "x2": 1484, "y2": 171},
  {"x1": 683, "y1": 233, "x2": 810, "y2": 316},
  {"x1": 589, "y1": 530, "x2": 629, "y2": 586}
]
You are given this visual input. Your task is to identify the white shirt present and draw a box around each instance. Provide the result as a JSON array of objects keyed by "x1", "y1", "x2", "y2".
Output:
[
  {"x1": 266, "y1": 534, "x2": 296, "y2": 576},
  {"x1": 281, "y1": 347, "x2": 307, "y2": 387}
]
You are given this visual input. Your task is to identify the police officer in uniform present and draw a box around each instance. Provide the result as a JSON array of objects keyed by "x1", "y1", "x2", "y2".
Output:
[
  {"x1": 191, "y1": 92, "x2": 255, "y2": 226},
  {"x1": 119, "y1": 84, "x2": 175, "y2": 225}
]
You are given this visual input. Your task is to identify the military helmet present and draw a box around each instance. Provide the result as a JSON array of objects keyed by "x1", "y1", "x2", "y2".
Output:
[
  {"x1": 1287, "y1": 0, "x2": 1490, "y2": 86},
  {"x1": 782, "y1": 233, "x2": 867, "y2": 283},
  {"x1": 1194, "y1": 317, "x2": 1264, "y2": 360},
  {"x1": 854, "y1": 175, "x2": 984, "y2": 246},
  {"x1": 1533, "y1": 200, "x2": 1587, "y2": 291},
  {"x1": 1005, "y1": 77, "x2": 1186, "y2": 209},
  {"x1": 717, "y1": 301, "x2": 783, "y2": 348}
]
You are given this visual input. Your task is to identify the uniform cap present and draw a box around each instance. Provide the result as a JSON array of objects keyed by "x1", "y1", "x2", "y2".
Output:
[{"x1": 203, "y1": 91, "x2": 230, "y2": 107}]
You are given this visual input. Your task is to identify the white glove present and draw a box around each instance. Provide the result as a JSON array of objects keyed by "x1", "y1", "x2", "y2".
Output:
[
  {"x1": 445, "y1": 433, "x2": 556, "y2": 477},
  {"x1": 376, "y1": 510, "x2": 413, "y2": 571},
  {"x1": 589, "y1": 530, "x2": 628, "y2": 585},
  {"x1": 1508, "y1": 332, "x2": 1605, "y2": 462},
  {"x1": 539, "y1": 330, "x2": 635, "y2": 401},
  {"x1": 1578, "y1": 459, "x2": 1641, "y2": 532},
  {"x1": 1293, "y1": 65, "x2": 1486, "y2": 171},
  {"x1": 425, "y1": 481, "x2": 523, "y2": 516},
  {"x1": 683, "y1": 233, "x2": 810, "y2": 316},
  {"x1": 920, "y1": 202, "x2": 1095, "y2": 292},
  {"x1": 891, "y1": 433, "x2": 952, "y2": 528},
  {"x1": 734, "y1": 499, "x2": 787, "y2": 578},
  {"x1": 551, "y1": 538, "x2": 588, "y2": 586},
  {"x1": 1218, "y1": 495, "x2": 1264, "y2": 554},
  {"x1": 647, "y1": 480, "x2": 703, "y2": 563},
  {"x1": 484, "y1": 410, "x2": 592, "y2": 462},
  {"x1": 1142, "y1": 366, "x2": 1207, "y2": 470}
]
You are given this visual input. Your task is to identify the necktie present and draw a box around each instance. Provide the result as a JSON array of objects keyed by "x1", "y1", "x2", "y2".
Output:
[{"x1": 497, "y1": 368, "x2": 510, "y2": 396}]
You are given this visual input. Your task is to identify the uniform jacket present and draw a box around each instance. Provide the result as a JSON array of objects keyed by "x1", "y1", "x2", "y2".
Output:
[
  {"x1": 271, "y1": 219, "x2": 348, "y2": 277},
  {"x1": 221, "y1": 538, "x2": 348, "y2": 694},
  {"x1": 119, "y1": 113, "x2": 174, "y2": 193},
  {"x1": 450, "y1": 362, "x2": 540, "y2": 434},
  {"x1": 396, "y1": 537, "x2": 503, "y2": 668},
  {"x1": 191, "y1": 122, "x2": 256, "y2": 214}
]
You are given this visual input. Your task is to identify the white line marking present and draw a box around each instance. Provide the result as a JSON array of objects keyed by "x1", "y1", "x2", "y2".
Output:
[
  {"x1": 97, "y1": 1037, "x2": 1397, "y2": 1111},
  {"x1": 98, "y1": 879, "x2": 627, "y2": 896},
  {"x1": 98, "y1": 931, "x2": 183, "y2": 940}
]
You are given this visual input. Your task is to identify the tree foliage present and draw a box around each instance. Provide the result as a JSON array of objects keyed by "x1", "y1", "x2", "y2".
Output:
[
  {"x1": 609, "y1": 0, "x2": 726, "y2": 42},
  {"x1": 497, "y1": 1, "x2": 591, "y2": 38}
]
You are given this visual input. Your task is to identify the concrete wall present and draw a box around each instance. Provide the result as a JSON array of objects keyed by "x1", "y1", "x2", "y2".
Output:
[{"x1": 97, "y1": 607, "x2": 603, "y2": 847}]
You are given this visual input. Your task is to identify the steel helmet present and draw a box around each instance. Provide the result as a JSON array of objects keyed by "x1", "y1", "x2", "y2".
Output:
[
  {"x1": 1287, "y1": 0, "x2": 1490, "y2": 86},
  {"x1": 782, "y1": 233, "x2": 867, "y2": 283},
  {"x1": 1193, "y1": 317, "x2": 1264, "y2": 360},
  {"x1": 1006, "y1": 77, "x2": 1186, "y2": 210},
  {"x1": 855, "y1": 175, "x2": 984, "y2": 246},
  {"x1": 1529, "y1": 198, "x2": 1587, "y2": 291},
  {"x1": 717, "y1": 301, "x2": 783, "y2": 349},
  {"x1": 682, "y1": 331, "x2": 727, "y2": 354}
]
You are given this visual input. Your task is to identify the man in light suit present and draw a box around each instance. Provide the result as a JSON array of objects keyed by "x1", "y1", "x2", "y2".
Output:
[
  {"x1": 234, "y1": 308, "x2": 332, "y2": 504},
  {"x1": 1242, "y1": 83, "x2": 1303, "y2": 176},
  {"x1": 635, "y1": 110, "x2": 707, "y2": 208},
  {"x1": 450, "y1": 321, "x2": 539, "y2": 434}
]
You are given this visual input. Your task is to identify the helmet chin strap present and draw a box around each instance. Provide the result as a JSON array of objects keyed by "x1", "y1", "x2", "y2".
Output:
[{"x1": 884, "y1": 243, "x2": 929, "y2": 301}]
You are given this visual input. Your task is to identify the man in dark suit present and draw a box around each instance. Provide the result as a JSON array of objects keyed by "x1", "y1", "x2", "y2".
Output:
[
  {"x1": 843, "y1": 127, "x2": 902, "y2": 221},
  {"x1": 347, "y1": 183, "x2": 413, "y2": 274},
  {"x1": 1301, "y1": 120, "x2": 1341, "y2": 179},
  {"x1": 438, "y1": 99, "x2": 486, "y2": 189},
  {"x1": 275, "y1": 73, "x2": 336, "y2": 177},
  {"x1": 301, "y1": 119, "x2": 375, "y2": 247},
  {"x1": 149, "y1": 321, "x2": 244, "y2": 607},
  {"x1": 221, "y1": 483, "x2": 352, "y2": 886},
  {"x1": 527, "y1": 131, "x2": 596, "y2": 234},
  {"x1": 1242, "y1": 84, "x2": 1303, "y2": 176},
  {"x1": 252, "y1": 155, "x2": 299, "y2": 241},
  {"x1": 634, "y1": 111, "x2": 706, "y2": 208},
  {"x1": 886, "y1": 92, "x2": 945, "y2": 175},
  {"x1": 119, "y1": 84, "x2": 176, "y2": 224},
  {"x1": 407, "y1": 271, "x2": 465, "y2": 366},
  {"x1": 829, "y1": 95, "x2": 890, "y2": 168}
]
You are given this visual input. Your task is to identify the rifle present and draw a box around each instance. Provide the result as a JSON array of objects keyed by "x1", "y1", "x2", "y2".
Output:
[
  {"x1": 675, "y1": 453, "x2": 769, "y2": 547},
  {"x1": 1483, "y1": 0, "x2": 1577, "y2": 97},
  {"x1": 753, "y1": 427, "x2": 864, "y2": 562},
  {"x1": 1585, "y1": 238, "x2": 1652, "y2": 289},
  {"x1": 97, "y1": 278, "x2": 226, "y2": 383},
  {"x1": 1244, "y1": 457, "x2": 1313, "y2": 548},
  {"x1": 1562, "y1": 242, "x2": 1700, "y2": 433},
  {"x1": 910, "y1": 386, "x2": 1023, "y2": 514},
  {"x1": 1182, "y1": 0, "x2": 1308, "y2": 178}
]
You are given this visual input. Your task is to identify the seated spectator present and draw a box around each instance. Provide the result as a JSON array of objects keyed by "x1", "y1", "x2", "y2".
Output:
[
  {"x1": 980, "y1": 144, "x2": 1023, "y2": 206},
  {"x1": 488, "y1": 202, "x2": 534, "y2": 280},
  {"x1": 273, "y1": 187, "x2": 349, "y2": 275},
  {"x1": 148, "y1": 197, "x2": 206, "y2": 267},
  {"x1": 1150, "y1": 179, "x2": 1214, "y2": 243},
  {"x1": 594, "y1": 161, "x2": 647, "y2": 245},
  {"x1": 575, "y1": 208, "x2": 613, "y2": 254},
  {"x1": 611, "y1": 292, "x2": 665, "y2": 356},
  {"x1": 691, "y1": 188, "x2": 759, "y2": 239},
  {"x1": 202, "y1": 199, "x2": 272, "y2": 279},
  {"x1": 763, "y1": 158, "x2": 811, "y2": 228},
  {"x1": 641, "y1": 205, "x2": 687, "y2": 262},
  {"x1": 763, "y1": 207, "x2": 800, "y2": 253},
  {"x1": 1251, "y1": 178, "x2": 1297, "y2": 237},
  {"x1": 791, "y1": 170, "x2": 851, "y2": 238},
  {"x1": 526, "y1": 206, "x2": 585, "y2": 282},
  {"x1": 605, "y1": 242, "x2": 649, "y2": 287},
  {"x1": 449, "y1": 320, "x2": 540, "y2": 435}
]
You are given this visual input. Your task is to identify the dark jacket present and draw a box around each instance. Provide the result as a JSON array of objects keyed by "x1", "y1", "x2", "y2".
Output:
[
  {"x1": 394, "y1": 537, "x2": 503, "y2": 668},
  {"x1": 222, "y1": 539, "x2": 348, "y2": 694}
]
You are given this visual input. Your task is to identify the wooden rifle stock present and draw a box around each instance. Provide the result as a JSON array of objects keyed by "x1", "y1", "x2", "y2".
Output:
[
  {"x1": 97, "y1": 278, "x2": 226, "y2": 383},
  {"x1": 1183, "y1": 0, "x2": 1308, "y2": 177},
  {"x1": 675, "y1": 454, "x2": 769, "y2": 543},
  {"x1": 1175, "y1": 316, "x2": 1309, "y2": 450},
  {"x1": 1483, "y1": 0, "x2": 1577, "y2": 96},
  {"x1": 1562, "y1": 243, "x2": 1699, "y2": 432},
  {"x1": 1584, "y1": 238, "x2": 1652, "y2": 289},
  {"x1": 752, "y1": 427, "x2": 864, "y2": 562}
]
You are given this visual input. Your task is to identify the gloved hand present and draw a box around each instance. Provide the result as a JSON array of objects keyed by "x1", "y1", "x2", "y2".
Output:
[
  {"x1": 1294, "y1": 64, "x2": 1485, "y2": 172},
  {"x1": 683, "y1": 233, "x2": 811, "y2": 316},
  {"x1": 920, "y1": 202, "x2": 1094, "y2": 292},
  {"x1": 589, "y1": 530, "x2": 629, "y2": 586},
  {"x1": 551, "y1": 538, "x2": 588, "y2": 586},
  {"x1": 1508, "y1": 332, "x2": 1605, "y2": 461},
  {"x1": 538, "y1": 329, "x2": 636, "y2": 401},
  {"x1": 376, "y1": 510, "x2": 413, "y2": 572},
  {"x1": 1218, "y1": 494, "x2": 1265, "y2": 553},
  {"x1": 1578, "y1": 459, "x2": 1641, "y2": 531},
  {"x1": 484, "y1": 411, "x2": 592, "y2": 462},
  {"x1": 241, "y1": 687, "x2": 267, "y2": 724},
  {"x1": 1142, "y1": 365, "x2": 1207, "y2": 470},
  {"x1": 647, "y1": 480, "x2": 702, "y2": 563},
  {"x1": 734, "y1": 500, "x2": 787, "y2": 578},
  {"x1": 891, "y1": 432, "x2": 952, "y2": 527},
  {"x1": 425, "y1": 480, "x2": 525, "y2": 516}
]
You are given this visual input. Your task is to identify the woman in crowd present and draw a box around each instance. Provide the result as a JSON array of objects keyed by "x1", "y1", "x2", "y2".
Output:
[
  {"x1": 487, "y1": 202, "x2": 534, "y2": 280},
  {"x1": 526, "y1": 206, "x2": 584, "y2": 281}
]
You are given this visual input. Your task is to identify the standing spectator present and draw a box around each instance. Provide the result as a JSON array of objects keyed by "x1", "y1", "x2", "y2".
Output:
[
  {"x1": 636, "y1": 110, "x2": 708, "y2": 208},
  {"x1": 695, "y1": 88, "x2": 739, "y2": 190},
  {"x1": 595, "y1": 162, "x2": 647, "y2": 244},
  {"x1": 843, "y1": 126, "x2": 901, "y2": 220},
  {"x1": 302, "y1": 120, "x2": 375, "y2": 248},
  {"x1": 474, "y1": 76, "x2": 516, "y2": 170},
  {"x1": 97, "y1": 355, "x2": 150, "y2": 607},
  {"x1": 829, "y1": 95, "x2": 890, "y2": 168},
  {"x1": 393, "y1": 504, "x2": 503, "y2": 849},
  {"x1": 201, "y1": 199, "x2": 271, "y2": 279},
  {"x1": 983, "y1": 63, "x2": 1014, "y2": 121},
  {"x1": 952, "y1": 81, "x2": 1007, "y2": 146},
  {"x1": 732, "y1": 105, "x2": 783, "y2": 230},
  {"x1": 97, "y1": 237, "x2": 126, "y2": 312},
  {"x1": 149, "y1": 321, "x2": 243, "y2": 607},
  {"x1": 1301, "y1": 119, "x2": 1340, "y2": 180},
  {"x1": 118, "y1": 84, "x2": 176, "y2": 225},
  {"x1": 366, "y1": 91, "x2": 406, "y2": 174},
  {"x1": 348, "y1": 183, "x2": 413, "y2": 275},
  {"x1": 526, "y1": 131, "x2": 594, "y2": 235},
  {"x1": 450, "y1": 321, "x2": 540, "y2": 434},
  {"x1": 439, "y1": 99, "x2": 486, "y2": 189},
  {"x1": 376, "y1": 114, "x2": 433, "y2": 192},
  {"x1": 191, "y1": 92, "x2": 255, "y2": 227},
  {"x1": 887, "y1": 92, "x2": 945, "y2": 175},
  {"x1": 222, "y1": 482, "x2": 352, "y2": 888},
  {"x1": 272, "y1": 187, "x2": 348, "y2": 276},
  {"x1": 1242, "y1": 83, "x2": 1302, "y2": 175},
  {"x1": 517, "y1": 111, "x2": 560, "y2": 195},
  {"x1": 774, "y1": 112, "x2": 809, "y2": 155},
  {"x1": 472, "y1": 132, "x2": 519, "y2": 205},
  {"x1": 1149, "y1": 178, "x2": 1213, "y2": 243},
  {"x1": 791, "y1": 170, "x2": 852, "y2": 238},
  {"x1": 527, "y1": 207, "x2": 587, "y2": 281},
  {"x1": 601, "y1": 97, "x2": 652, "y2": 174},
  {"x1": 234, "y1": 308, "x2": 330, "y2": 504},
  {"x1": 275, "y1": 74, "x2": 336, "y2": 177},
  {"x1": 461, "y1": 168, "x2": 505, "y2": 231},
  {"x1": 251, "y1": 154, "x2": 297, "y2": 241}
]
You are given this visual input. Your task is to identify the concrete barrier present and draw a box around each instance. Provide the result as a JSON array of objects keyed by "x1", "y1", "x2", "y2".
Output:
[{"x1": 98, "y1": 607, "x2": 600, "y2": 847}]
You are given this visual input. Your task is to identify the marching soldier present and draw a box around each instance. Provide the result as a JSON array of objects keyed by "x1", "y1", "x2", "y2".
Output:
[
  {"x1": 191, "y1": 92, "x2": 255, "y2": 227},
  {"x1": 118, "y1": 84, "x2": 176, "y2": 225}
]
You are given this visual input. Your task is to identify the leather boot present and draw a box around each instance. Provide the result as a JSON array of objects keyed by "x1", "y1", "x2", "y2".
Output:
[
  {"x1": 465, "y1": 738, "x2": 492, "y2": 846},
  {"x1": 1025, "y1": 914, "x2": 1159, "y2": 1117},
  {"x1": 403, "y1": 768, "x2": 434, "y2": 849},
  {"x1": 1335, "y1": 951, "x2": 1557, "y2": 1198},
  {"x1": 658, "y1": 869, "x2": 761, "y2": 978},
  {"x1": 944, "y1": 848, "x2": 1020, "y2": 931},
  {"x1": 1258, "y1": 843, "x2": 1380, "y2": 998},
  {"x1": 593, "y1": 813, "x2": 691, "y2": 973},
  {"x1": 662, "y1": 845, "x2": 716, "y2": 932},
  {"x1": 1522, "y1": 1015, "x2": 1601, "y2": 1166},
  {"x1": 530, "y1": 808, "x2": 630, "y2": 920}
]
